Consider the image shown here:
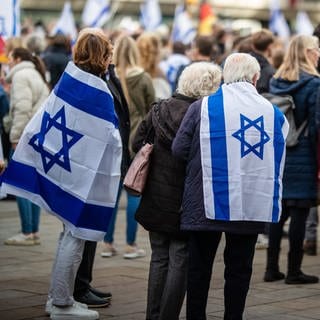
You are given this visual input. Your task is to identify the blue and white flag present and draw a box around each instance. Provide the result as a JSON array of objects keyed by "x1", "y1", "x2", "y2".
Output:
[
  {"x1": 82, "y1": 0, "x2": 111, "y2": 28},
  {"x1": 296, "y1": 11, "x2": 314, "y2": 35},
  {"x1": 0, "y1": 0, "x2": 20, "y2": 37},
  {"x1": 269, "y1": 0, "x2": 290, "y2": 41},
  {"x1": 140, "y1": 0, "x2": 162, "y2": 31},
  {"x1": 0, "y1": 62, "x2": 122, "y2": 241},
  {"x1": 51, "y1": 2, "x2": 77, "y2": 43},
  {"x1": 200, "y1": 83, "x2": 288, "y2": 223},
  {"x1": 171, "y1": 4, "x2": 196, "y2": 45}
]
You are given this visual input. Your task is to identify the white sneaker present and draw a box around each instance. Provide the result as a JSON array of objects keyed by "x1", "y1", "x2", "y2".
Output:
[
  {"x1": 256, "y1": 234, "x2": 269, "y2": 250},
  {"x1": 123, "y1": 245, "x2": 146, "y2": 259},
  {"x1": 50, "y1": 303, "x2": 99, "y2": 320},
  {"x1": 4, "y1": 233, "x2": 35, "y2": 246},
  {"x1": 100, "y1": 243, "x2": 117, "y2": 258},
  {"x1": 45, "y1": 298, "x2": 88, "y2": 315}
]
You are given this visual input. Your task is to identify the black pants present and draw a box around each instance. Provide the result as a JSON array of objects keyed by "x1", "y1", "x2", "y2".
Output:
[
  {"x1": 74, "y1": 240, "x2": 97, "y2": 297},
  {"x1": 187, "y1": 231, "x2": 257, "y2": 320},
  {"x1": 267, "y1": 203, "x2": 309, "y2": 276}
]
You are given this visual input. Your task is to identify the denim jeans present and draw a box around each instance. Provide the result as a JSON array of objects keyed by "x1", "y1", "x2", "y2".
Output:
[
  {"x1": 104, "y1": 185, "x2": 140, "y2": 245},
  {"x1": 49, "y1": 226, "x2": 85, "y2": 306},
  {"x1": 146, "y1": 231, "x2": 188, "y2": 320},
  {"x1": 305, "y1": 207, "x2": 318, "y2": 241},
  {"x1": 16, "y1": 196, "x2": 40, "y2": 234}
]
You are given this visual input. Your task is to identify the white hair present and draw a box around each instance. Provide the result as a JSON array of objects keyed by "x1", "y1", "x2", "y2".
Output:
[
  {"x1": 177, "y1": 62, "x2": 222, "y2": 98},
  {"x1": 223, "y1": 53, "x2": 261, "y2": 84}
]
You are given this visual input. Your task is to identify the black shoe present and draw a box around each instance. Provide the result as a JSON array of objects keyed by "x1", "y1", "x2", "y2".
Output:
[
  {"x1": 285, "y1": 272, "x2": 319, "y2": 284},
  {"x1": 264, "y1": 270, "x2": 285, "y2": 282},
  {"x1": 74, "y1": 290, "x2": 110, "y2": 308},
  {"x1": 89, "y1": 287, "x2": 112, "y2": 301}
]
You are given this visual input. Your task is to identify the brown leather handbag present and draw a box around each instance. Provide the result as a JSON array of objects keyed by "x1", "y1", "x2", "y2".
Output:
[{"x1": 123, "y1": 126, "x2": 154, "y2": 196}]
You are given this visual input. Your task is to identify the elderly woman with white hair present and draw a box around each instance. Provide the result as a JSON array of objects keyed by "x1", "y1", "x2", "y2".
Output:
[{"x1": 132, "y1": 61, "x2": 222, "y2": 320}]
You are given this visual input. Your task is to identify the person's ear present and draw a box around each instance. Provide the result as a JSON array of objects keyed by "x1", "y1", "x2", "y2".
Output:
[{"x1": 252, "y1": 72, "x2": 260, "y2": 87}]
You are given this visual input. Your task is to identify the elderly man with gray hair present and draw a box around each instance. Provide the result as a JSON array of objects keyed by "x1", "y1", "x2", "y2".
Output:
[{"x1": 172, "y1": 53, "x2": 289, "y2": 320}]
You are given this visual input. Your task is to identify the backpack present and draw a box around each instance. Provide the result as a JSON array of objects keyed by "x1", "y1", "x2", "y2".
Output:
[{"x1": 262, "y1": 93, "x2": 308, "y2": 148}]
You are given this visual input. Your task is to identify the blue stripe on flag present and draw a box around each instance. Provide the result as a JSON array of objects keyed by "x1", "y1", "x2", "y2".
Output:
[
  {"x1": 272, "y1": 107, "x2": 285, "y2": 222},
  {"x1": 208, "y1": 89, "x2": 230, "y2": 220},
  {"x1": 90, "y1": 5, "x2": 110, "y2": 27},
  {"x1": 4, "y1": 160, "x2": 113, "y2": 232},
  {"x1": 54, "y1": 72, "x2": 118, "y2": 127}
]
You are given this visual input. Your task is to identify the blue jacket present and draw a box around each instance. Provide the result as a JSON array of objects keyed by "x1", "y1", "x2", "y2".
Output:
[
  {"x1": 172, "y1": 99, "x2": 265, "y2": 234},
  {"x1": 270, "y1": 72, "x2": 320, "y2": 200}
]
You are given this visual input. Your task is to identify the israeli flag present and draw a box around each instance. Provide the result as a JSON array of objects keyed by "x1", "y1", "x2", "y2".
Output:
[
  {"x1": 51, "y1": 2, "x2": 77, "y2": 43},
  {"x1": 0, "y1": 0, "x2": 20, "y2": 37},
  {"x1": 82, "y1": 0, "x2": 111, "y2": 28},
  {"x1": 269, "y1": 0, "x2": 290, "y2": 40},
  {"x1": 200, "y1": 83, "x2": 288, "y2": 223},
  {"x1": 296, "y1": 11, "x2": 314, "y2": 35},
  {"x1": 140, "y1": 0, "x2": 162, "y2": 31},
  {"x1": 0, "y1": 62, "x2": 122, "y2": 241},
  {"x1": 171, "y1": 4, "x2": 196, "y2": 45}
]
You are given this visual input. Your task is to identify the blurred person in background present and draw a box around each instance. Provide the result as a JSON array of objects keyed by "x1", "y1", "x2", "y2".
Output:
[
  {"x1": 137, "y1": 32, "x2": 171, "y2": 100},
  {"x1": 42, "y1": 35, "x2": 72, "y2": 89},
  {"x1": 303, "y1": 23, "x2": 320, "y2": 257},
  {"x1": 264, "y1": 35, "x2": 320, "y2": 284},
  {"x1": 100, "y1": 34, "x2": 155, "y2": 259},
  {"x1": 4, "y1": 47, "x2": 49, "y2": 246},
  {"x1": 250, "y1": 29, "x2": 276, "y2": 94}
]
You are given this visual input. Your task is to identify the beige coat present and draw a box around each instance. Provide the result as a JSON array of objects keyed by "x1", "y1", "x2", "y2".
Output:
[{"x1": 6, "y1": 61, "x2": 49, "y2": 143}]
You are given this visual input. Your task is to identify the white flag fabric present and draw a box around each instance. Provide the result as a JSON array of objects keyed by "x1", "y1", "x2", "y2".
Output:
[
  {"x1": 0, "y1": 62, "x2": 122, "y2": 241},
  {"x1": 140, "y1": 0, "x2": 162, "y2": 31},
  {"x1": 269, "y1": 0, "x2": 290, "y2": 40},
  {"x1": 171, "y1": 4, "x2": 196, "y2": 45},
  {"x1": 82, "y1": 0, "x2": 111, "y2": 28},
  {"x1": 200, "y1": 83, "x2": 288, "y2": 223},
  {"x1": 51, "y1": 2, "x2": 77, "y2": 42},
  {"x1": 0, "y1": 0, "x2": 20, "y2": 37},
  {"x1": 296, "y1": 11, "x2": 314, "y2": 35}
]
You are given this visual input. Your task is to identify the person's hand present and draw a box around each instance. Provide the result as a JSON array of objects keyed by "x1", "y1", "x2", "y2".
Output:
[
  {"x1": 11, "y1": 143, "x2": 18, "y2": 150},
  {"x1": 0, "y1": 160, "x2": 5, "y2": 175}
]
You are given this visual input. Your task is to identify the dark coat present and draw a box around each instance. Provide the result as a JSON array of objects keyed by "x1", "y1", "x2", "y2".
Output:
[
  {"x1": 250, "y1": 51, "x2": 275, "y2": 94},
  {"x1": 42, "y1": 46, "x2": 71, "y2": 88},
  {"x1": 132, "y1": 93, "x2": 197, "y2": 234},
  {"x1": 172, "y1": 99, "x2": 265, "y2": 234},
  {"x1": 270, "y1": 72, "x2": 320, "y2": 201},
  {"x1": 106, "y1": 65, "x2": 131, "y2": 178}
]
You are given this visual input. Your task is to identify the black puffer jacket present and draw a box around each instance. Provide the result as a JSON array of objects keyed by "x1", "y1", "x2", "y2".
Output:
[{"x1": 132, "y1": 93, "x2": 197, "y2": 234}]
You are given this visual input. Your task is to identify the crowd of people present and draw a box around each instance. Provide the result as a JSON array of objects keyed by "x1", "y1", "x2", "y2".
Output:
[{"x1": 0, "y1": 18, "x2": 319, "y2": 320}]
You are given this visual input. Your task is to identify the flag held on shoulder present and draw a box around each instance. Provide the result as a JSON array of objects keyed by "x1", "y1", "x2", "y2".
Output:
[{"x1": 0, "y1": 62, "x2": 122, "y2": 241}]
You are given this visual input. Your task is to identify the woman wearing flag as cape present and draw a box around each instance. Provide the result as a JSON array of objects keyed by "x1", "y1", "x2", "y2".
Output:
[{"x1": 0, "y1": 28, "x2": 122, "y2": 320}]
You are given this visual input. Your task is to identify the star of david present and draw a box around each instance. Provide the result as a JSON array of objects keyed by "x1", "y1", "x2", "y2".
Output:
[
  {"x1": 29, "y1": 106, "x2": 83, "y2": 174},
  {"x1": 232, "y1": 114, "x2": 270, "y2": 160}
]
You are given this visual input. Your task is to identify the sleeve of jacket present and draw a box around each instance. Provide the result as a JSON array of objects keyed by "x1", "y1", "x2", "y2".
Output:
[
  {"x1": 143, "y1": 73, "x2": 156, "y2": 113},
  {"x1": 9, "y1": 74, "x2": 33, "y2": 143},
  {"x1": 132, "y1": 110, "x2": 152, "y2": 154},
  {"x1": 172, "y1": 100, "x2": 199, "y2": 161}
]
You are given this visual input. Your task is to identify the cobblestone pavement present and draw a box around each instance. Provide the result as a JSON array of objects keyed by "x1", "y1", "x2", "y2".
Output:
[{"x1": 0, "y1": 198, "x2": 319, "y2": 320}]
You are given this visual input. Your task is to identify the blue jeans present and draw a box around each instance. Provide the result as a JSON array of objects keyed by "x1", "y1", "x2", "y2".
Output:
[
  {"x1": 16, "y1": 196, "x2": 40, "y2": 234},
  {"x1": 104, "y1": 185, "x2": 140, "y2": 245}
]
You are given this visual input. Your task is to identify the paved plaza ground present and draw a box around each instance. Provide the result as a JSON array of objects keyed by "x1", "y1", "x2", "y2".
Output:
[{"x1": 0, "y1": 197, "x2": 319, "y2": 320}]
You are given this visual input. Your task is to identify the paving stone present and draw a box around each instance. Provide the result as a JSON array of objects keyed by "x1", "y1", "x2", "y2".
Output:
[{"x1": 0, "y1": 199, "x2": 319, "y2": 320}]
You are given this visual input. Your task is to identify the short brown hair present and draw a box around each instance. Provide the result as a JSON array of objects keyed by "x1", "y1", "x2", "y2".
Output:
[
  {"x1": 73, "y1": 28, "x2": 113, "y2": 76},
  {"x1": 252, "y1": 29, "x2": 275, "y2": 52}
]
